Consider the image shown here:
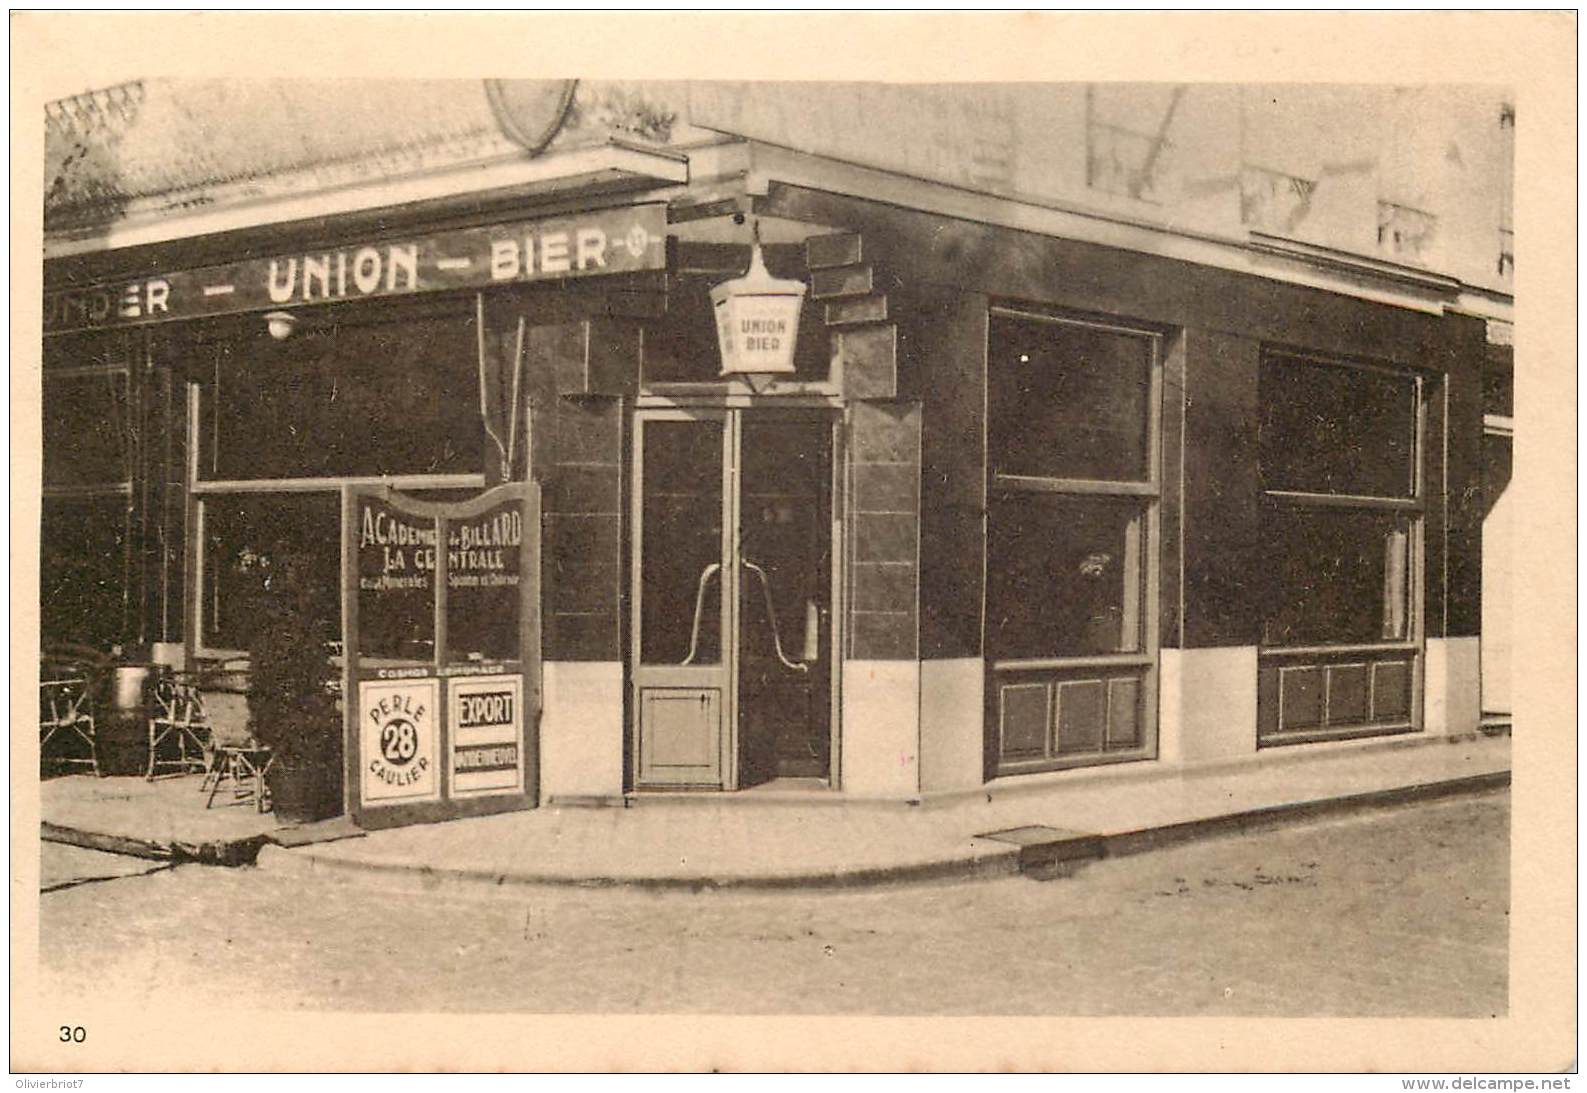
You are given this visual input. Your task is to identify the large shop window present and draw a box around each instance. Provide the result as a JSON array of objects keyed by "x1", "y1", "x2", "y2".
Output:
[
  {"x1": 202, "y1": 313, "x2": 481, "y2": 481},
  {"x1": 986, "y1": 496, "x2": 1143, "y2": 659},
  {"x1": 200, "y1": 493, "x2": 340, "y2": 652},
  {"x1": 41, "y1": 496, "x2": 132, "y2": 651},
  {"x1": 1257, "y1": 352, "x2": 1423, "y2": 746},
  {"x1": 985, "y1": 310, "x2": 1160, "y2": 775},
  {"x1": 41, "y1": 331, "x2": 137, "y2": 651},
  {"x1": 193, "y1": 308, "x2": 485, "y2": 655},
  {"x1": 1260, "y1": 357, "x2": 1418, "y2": 500},
  {"x1": 44, "y1": 370, "x2": 132, "y2": 489}
]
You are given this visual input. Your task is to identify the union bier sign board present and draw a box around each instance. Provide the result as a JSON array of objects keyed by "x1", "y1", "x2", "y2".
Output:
[{"x1": 44, "y1": 203, "x2": 667, "y2": 335}]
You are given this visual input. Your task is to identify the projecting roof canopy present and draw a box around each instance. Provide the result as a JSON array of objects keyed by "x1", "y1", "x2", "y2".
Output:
[{"x1": 43, "y1": 78, "x2": 698, "y2": 251}]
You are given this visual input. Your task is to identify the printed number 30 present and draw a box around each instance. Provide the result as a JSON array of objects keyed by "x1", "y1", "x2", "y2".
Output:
[{"x1": 59, "y1": 1026, "x2": 85, "y2": 1042}]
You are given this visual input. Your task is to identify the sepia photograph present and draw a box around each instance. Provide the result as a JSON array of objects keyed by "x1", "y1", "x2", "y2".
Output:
[{"x1": 12, "y1": 10, "x2": 1575, "y2": 1077}]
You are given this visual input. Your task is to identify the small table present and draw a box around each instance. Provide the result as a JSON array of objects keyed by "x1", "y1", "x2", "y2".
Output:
[{"x1": 204, "y1": 745, "x2": 275, "y2": 813}]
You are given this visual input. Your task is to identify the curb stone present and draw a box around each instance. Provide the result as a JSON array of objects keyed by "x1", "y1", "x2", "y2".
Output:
[
  {"x1": 48, "y1": 768, "x2": 1509, "y2": 887},
  {"x1": 41, "y1": 822, "x2": 277, "y2": 866},
  {"x1": 253, "y1": 841, "x2": 1025, "y2": 893},
  {"x1": 254, "y1": 769, "x2": 1510, "y2": 894}
]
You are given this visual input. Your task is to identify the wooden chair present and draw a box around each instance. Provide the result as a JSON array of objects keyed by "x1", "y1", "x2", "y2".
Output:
[
  {"x1": 40, "y1": 675, "x2": 99, "y2": 775},
  {"x1": 182, "y1": 656, "x2": 273, "y2": 811},
  {"x1": 146, "y1": 672, "x2": 213, "y2": 779}
]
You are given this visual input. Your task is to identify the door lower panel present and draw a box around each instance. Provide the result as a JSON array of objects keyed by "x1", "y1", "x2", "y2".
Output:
[{"x1": 637, "y1": 687, "x2": 723, "y2": 786}]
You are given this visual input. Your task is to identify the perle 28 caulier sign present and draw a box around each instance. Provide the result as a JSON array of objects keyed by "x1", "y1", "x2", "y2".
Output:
[
  {"x1": 359, "y1": 677, "x2": 441, "y2": 805},
  {"x1": 43, "y1": 203, "x2": 667, "y2": 335}
]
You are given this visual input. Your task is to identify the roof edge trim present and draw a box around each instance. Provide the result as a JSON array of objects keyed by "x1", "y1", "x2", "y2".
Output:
[{"x1": 44, "y1": 141, "x2": 689, "y2": 261}]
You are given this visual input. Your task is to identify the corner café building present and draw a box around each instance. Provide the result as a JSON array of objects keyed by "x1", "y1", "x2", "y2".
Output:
[{"x1": 41, "y1": 79, "x2": 1510, "y2": 823}]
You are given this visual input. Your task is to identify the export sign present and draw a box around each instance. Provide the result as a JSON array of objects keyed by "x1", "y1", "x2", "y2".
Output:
[
  {"x1": 359, "y1": 677, "x2": 441, "y2": 805},
  {"x1": 44, "y1": 204, "x2": 666, "y2": 335},
  {"x1": 448, "y1": 675, "x2": 524, "y2": 797}
]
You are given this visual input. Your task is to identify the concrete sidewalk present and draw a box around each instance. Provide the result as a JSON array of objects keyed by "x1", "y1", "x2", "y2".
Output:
[
  {"x1": 254, "y1": 732, "x2": 1510, "y2": 892},
  {"x1": 39, "y1": 773, "x2": 359, "y2": 865}
]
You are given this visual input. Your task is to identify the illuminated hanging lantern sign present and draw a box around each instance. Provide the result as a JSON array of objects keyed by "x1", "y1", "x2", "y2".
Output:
[{"x1": 710, "y1": 234, "x2": 806, "y2": 376}]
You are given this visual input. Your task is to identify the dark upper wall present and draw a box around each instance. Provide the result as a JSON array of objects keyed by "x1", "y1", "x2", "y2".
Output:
[
  {"x1": 909, "y1": 284, "x2": 987, "y2": 660},
  {"x1": 763, "y1": 182, "x2": 1488, "y2": 652},
  {"x1": 1178, "y1": 329, "x2": 1262, "y2": 648},
  {"x1": 763, "y1": 181, "x2": 1456, "y2": 370},
  {"x1": 1439, "y1": 312, "x2": 1488, "y2": 638}
]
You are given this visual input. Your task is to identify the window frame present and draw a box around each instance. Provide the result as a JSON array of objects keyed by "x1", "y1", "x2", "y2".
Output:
[
  {"x1": 986, "y1": 306, "x2": 1164, "y2": 497},
  {"x1": 1259, "y1": 348, "x2": 1423, "y2": 502},
  {"x1": 1255, "y1": 502, "x2": 1420, "y2": 655},
  {"x1": 983, "y1": 492, "x2": 1153, "y2": 668},
  {"x1": 983, "y1": 306, "x2": 1164, "y2": 774},
  {"x1": 43, "y1": 366, "x2": 136, "y2": 494},
  {"x1": 42, "y1": 353, "x2": 135, "y2": 500},
  {"x1": 1256, "y1": 348, "x2": 1427, "y2": 747},
  {"x1": 186, "y1": 380, "x2": 486, "y2": 662},
  {"x1": 40, "y1": 492, "x2": 136, "y2": 651},
  {"x1": 1257, "y1": 349, "x2": 1426, "y2": 643}
]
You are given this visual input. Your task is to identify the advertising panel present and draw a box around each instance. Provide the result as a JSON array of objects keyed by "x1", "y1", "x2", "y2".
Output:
[
  {"x1": 359, "y1": 677, "x2": 441, "y2": 805},
  {"x1": 343, "y1": 480, "x2": 540, "y2": 827},
  {"x1": 448, "y1": 675, "x2": 524, "y2": 797},
  {"x1": 46, "y1": 204, "x2": 667, "y2": 334}
]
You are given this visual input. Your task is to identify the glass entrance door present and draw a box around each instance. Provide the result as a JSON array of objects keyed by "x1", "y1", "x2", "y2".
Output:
[
  {"x1": 631, "y1": 410, "x2": 834, "y2": 791},
  {"x1": 632, "y1": 415, "x2": 730, "y2": 788},
  {"x1": 737, "y1": 418, "x2": 833, "y2": 787}
]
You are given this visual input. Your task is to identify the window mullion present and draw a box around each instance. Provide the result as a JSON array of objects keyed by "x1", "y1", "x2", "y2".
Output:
[
  {"x1": 1263, "y1": 489, "x2": 1420, "y2": 512},
  {"x1": 994, "y1": 475, "x2": 1158, "y2": 498},
  {"x1": 192, "y1": 474, "x2": 487, "y2": 495}
]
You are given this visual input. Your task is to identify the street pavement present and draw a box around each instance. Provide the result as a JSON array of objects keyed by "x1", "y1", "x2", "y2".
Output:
[
  {"x1": 36, "y1": 790, "x2": 1508, "y2": 1017},
  {"x1": 39, "y1": 843, "x2": 173, "y2": 893}
]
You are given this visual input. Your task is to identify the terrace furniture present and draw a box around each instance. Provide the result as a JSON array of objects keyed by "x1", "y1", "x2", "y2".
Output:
[
  {"x1": 40, "y1": 675, "x2": 99, "y2": 775},
  {"x1": 146, "y1": 672, "x2": 213, "y2": 779},
  {"x1": 202, "y1": 742, "x2": 275, "y2": 812}
]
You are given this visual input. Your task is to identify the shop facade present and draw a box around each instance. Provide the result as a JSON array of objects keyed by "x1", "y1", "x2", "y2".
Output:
[{"x1": 39, "y1": 79, "x2": 1512, "y2": 819}]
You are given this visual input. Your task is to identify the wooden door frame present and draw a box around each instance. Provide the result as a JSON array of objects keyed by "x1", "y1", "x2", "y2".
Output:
[
  {"x1": 629, "y1": 405, "x2": 842, "y2": 792},
  {"x1": 629, "y1": 409, "x2": 736, "y2": 789}
]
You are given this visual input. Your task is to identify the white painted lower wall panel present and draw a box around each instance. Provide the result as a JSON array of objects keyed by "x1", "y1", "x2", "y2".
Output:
[
  {"x1": 1425, "y1": 636, "x2": 1481, "y2": 737},
  {"x1": 841, "y1": 660, "x2": 921, "y2": 798},
  {"x1": 1159, "y1": 646, "x2": 1258, "y2": 764},
  {"x1": 919, "y1": 657, "x2": 984, "y2": 793},
  {"x1": 539, "y1": 660, "x2": 625, "y2": 801}
]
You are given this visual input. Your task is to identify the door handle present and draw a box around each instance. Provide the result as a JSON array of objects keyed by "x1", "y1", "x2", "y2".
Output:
[
  {"x1": 680, "y1": 563, "x2": 722, "y2": 666},
  {"x1": 741, "y1": 559, "x2": 810, "y2": 674},
  {"x1": 802, "y1": 599, "x2": 820, "y2": 664}
]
